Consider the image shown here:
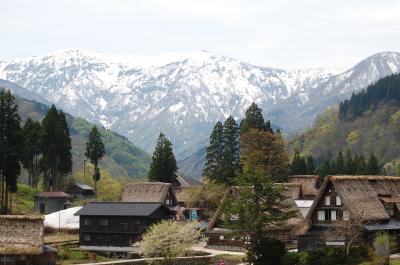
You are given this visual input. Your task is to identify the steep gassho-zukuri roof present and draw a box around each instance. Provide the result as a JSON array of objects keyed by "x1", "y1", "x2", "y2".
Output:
[
  {"x1": 0, "y1": 215, "x2": 44, "y2": 255},
  {"x1": 122, "y1": 182, "x2": 176, "y2": 203},
  {"x1": 287, "y1": 175, "x2": 319, "y2": 197},
  {"x1": 296, "y1": 176, "x2": 400, "y2": 235}
]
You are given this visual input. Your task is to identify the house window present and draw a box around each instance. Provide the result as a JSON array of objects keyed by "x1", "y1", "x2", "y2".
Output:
[
  {"x1": 219, "y1": 235, "x2": 225, "y2": 240},
  {"x1": 84, "y1": 218, "x2": 92, "y2": 226},
  {"x1": 318, "y1": 210, "x2": 325, "y2": 221},
  {"x1": 325, "y1": 210, "x2": 332, "y2": 220},
  {"x1": 336, "y1": 196, "x2": 342, "y2": 206},
  {"x1": 385, "y1": 203, "x2": 395, "y2": 216},
  {"x1": 343, "y1": 211, "x2": 350, "y2": 220},
  {"x1": 100, "y1": 219, "x2": 109, "y2": 226},
  {"x1": 331, "y1": 210, "x2": 337, "y2": 221},
  {"x1": 120, "y1": 223, "x2": 129, "y2": 231},
  {"x1": 325, "y1": 196, "x2": 331, "y2": 206},
  {"x1": 84, "y1": 235, "x2": 91, "y2": 242}
]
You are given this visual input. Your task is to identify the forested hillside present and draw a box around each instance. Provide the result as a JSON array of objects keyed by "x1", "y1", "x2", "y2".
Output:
[
  {"x1": 14, "y1": 94, "x2": 151, "y2": 180},
  {"x1": 291, "y1": 73, "x2": 400, "y2": 169}
]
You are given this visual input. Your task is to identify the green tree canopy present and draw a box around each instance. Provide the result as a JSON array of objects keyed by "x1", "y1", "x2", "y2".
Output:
[
  {"x1": 203, "y1": 121, "x2": 223, "y2": 181},
  {"x1": 240, "y1": 102, "x2": 268, "y2": 133},
  {"x1": 21, "y1": 118, "x2": 42, "y2": 188},
  {"x1": 0, "y1": 90, "x2": 23, "y2": 213},
  {"x1": 148, "y1": 133, "x2": 178, "y2": 183}
]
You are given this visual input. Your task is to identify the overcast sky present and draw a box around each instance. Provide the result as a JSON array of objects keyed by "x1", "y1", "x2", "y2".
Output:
[{"x1": 1, "y1": 0, "x2": 399, "y2": 69}]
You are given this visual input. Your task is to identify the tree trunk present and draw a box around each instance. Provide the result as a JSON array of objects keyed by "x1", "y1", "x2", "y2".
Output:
[
  {"x1": 94, "y1": 180, "x2": 97, "y2": 198},
  {"x1": 9, "y1": 191, "x2": 12, "y2": 214},
  {"x1": 5, "y1": 185, "x2": 8, "y2": 213}
]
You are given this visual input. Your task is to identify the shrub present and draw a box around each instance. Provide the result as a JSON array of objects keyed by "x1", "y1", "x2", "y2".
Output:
[
  {"x1": 247, "y1": 237, "x2": 286, "y2": 265},
  {"x1": 281, "y1": 252, "x2": 299, "y2": 265}
]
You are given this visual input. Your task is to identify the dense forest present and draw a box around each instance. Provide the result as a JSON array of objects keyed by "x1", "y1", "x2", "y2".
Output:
[
  {"x1": 9, "y1": 91, "x2": 151, "y2": 180},
  {"x1": 339, "y1": 73, "x2": 400, "y2": 120},
  {"x1": 291, "y1": 73, "x2": 400, "y2": 172}
]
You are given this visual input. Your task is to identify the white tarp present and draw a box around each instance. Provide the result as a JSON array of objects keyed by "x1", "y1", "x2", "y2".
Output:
[{"x1": 44, "y1": 206, "x2": 82, "y2": 230}]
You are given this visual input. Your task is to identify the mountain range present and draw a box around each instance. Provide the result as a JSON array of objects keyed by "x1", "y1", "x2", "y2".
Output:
[
  {"x1": 0, "y1": 79, "x2": 151, "y2": 180},
  {"x1": 1, "y1": 50, "x2": 399, "y2": 178}
]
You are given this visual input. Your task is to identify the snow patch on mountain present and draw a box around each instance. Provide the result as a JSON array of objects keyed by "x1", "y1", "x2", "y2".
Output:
[{"x1": 0, "y1": 49, "x2": 399, "y2": 161}]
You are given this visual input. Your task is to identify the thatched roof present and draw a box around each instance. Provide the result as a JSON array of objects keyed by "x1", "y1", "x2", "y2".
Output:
[
  {"x1": 0, "y1": 215, "x2": 44, "y2": 255},
  {"x1": 287, "y1": 175, "x2": 319, "y2": 197},
  {"x1": 173, "y1": 187, "x2": 201, "y2": 204},
  {"x1": 176, "y1": 174, "x2": 205, "y2": 188},
  {"x1": 296, "y1": 175, "x2": 400, "y2": 235},
  {"x1": 122, "y1": 182, "x2": 177, "y2": 204}
]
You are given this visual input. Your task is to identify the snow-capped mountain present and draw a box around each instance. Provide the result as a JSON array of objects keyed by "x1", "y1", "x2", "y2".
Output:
[{"x1": 0, "y1": 49, "x2": 399, "y2": 163}]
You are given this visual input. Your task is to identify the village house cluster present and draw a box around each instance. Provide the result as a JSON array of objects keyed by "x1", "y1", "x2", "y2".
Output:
[{"x1": 3, "y1": 174, "x2": 400, "y2": 264}]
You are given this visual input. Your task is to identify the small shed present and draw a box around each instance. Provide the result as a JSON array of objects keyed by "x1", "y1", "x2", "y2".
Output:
[
  {"x1": 67, "y1": 183, "x2": 94, "y2": 200},
  {"x1": 35, "y1": 192, "x2": 71, "y2": 214},
  {"x1": 0, "y1": 215, "x2": 57, "y2": 265}
]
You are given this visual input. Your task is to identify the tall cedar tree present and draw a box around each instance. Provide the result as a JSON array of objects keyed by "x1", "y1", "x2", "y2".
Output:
[
  {"x1": 41, "y1": 105, "x2": 72, "y2": 191},
  {"x1": 219, "y1": 116, "x2": 240, "y2": 185},
  {"x1": 344, "y1": 150, "x2": 355, "y2": 175},
  {"x1": 336, "y1": 150, "x2": 345, "y2": 174},
  {"x1": 367, "y1": 152, "x2": 380, "y2": 175},
  {"x1": 22, "y1": 118, "x2": 42, "y2": 188},
  {"x1": 202, "y1": 122, "x2": 224, "y2": 181},
  {"x1": 148, "y1": 133, "x2": 178, "y2": 184},
  {"x1": 0, "y1": 90, "x2": 22, "y2": 214},
  {"x1": 85, "y1": 126, "x2": 105, "y2": 196},
  {"x1": 57, "y1": 111, "x2": 72, "y2": 183},
  {"x1": 290, "y1": 151, "x2": 307, "y2": 175},
  {"x1": 306, "y1": 156, "x2": 315, "y2": 174},
  {"x1": 240, "y1": 102, "x2": 267, "y2": 134}
]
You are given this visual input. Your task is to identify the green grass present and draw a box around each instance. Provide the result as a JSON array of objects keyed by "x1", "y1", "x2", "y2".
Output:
[
  {"x1": 12, "y1": 183, "x2": 39, "y2": 214},
  {"x1": 58, "y1": 246, "x2": 114, "y2": 265}
]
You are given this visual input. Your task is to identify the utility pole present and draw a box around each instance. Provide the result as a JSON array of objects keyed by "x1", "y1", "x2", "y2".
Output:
[{"x1": 83, "y1": 159, "x2": 86, "y2": 184}]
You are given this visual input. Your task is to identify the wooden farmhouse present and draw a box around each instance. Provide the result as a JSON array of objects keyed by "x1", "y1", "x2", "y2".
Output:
[
  {"x1": 34, "y1": 191, "x2": 71, "y2": 214},
  {"x1": 75, "y1": 202, "x2": 175, "y2": 253},
  {"x1": 0, "y1": 215, "x2": 57, "y2": 265},
  {"x1": 297, "y1": 176, "x2": 400, "y2": 251}
]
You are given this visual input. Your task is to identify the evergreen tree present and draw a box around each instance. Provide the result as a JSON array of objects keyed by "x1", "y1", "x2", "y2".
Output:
[
  {"x1": 367, "y1": 152, "x2": 380, "y2": 175},
  {"x1": 40, "y1": 105, "x2": 72, "y2": 190},
  {"x1": 0, "y1": 90, "x2": 22, "y2": 214},
  {"x1": 336, "y1": 150, "x2": 345, "y2": 175},
  {"x1": 219, "y1": 116, "x2": 240, "y2": 185},
  {"x1": 148, "y1": 133, "x2": 178, "y2": 183},
  {"x1": 203, "y1": 121, "x2": 223, "y2": 181},
  {"x1": 290, "y1": 151, "x2": 307, "y2": 175},
  {"x1": 344, "y1": 150, "x2": 355, "y2": 175},
  {"x1": 21, "y1": 118, "x2": 42, "y2": 188},
  {"x1": 240, "y1": 103, "x2": 267, "y2": 133},
  {"x1": 317, "y1": 159, "x2": 332, "y2": 178},
  {"x1": 355, "y1": 155, "x2": 367, "y2": 175},
  {"x1": 57, "y1": 111, "x2": 72, "y2": 188},
  {"x1": 306, "y1": 156, "x2": 315, "y2": 174},
  {"x1": 85, "y1": 126, "x2": 105, "y2": 196}
]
